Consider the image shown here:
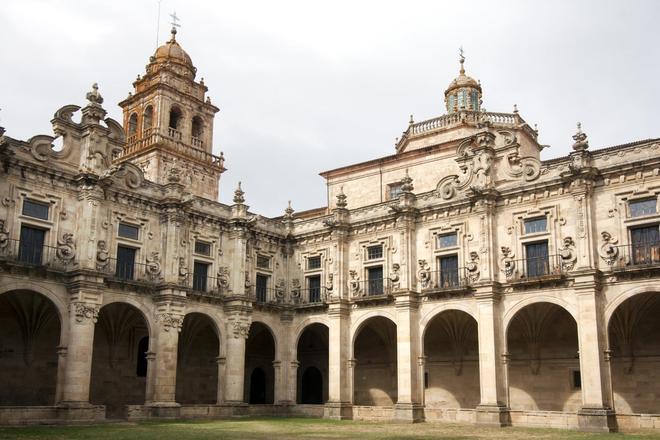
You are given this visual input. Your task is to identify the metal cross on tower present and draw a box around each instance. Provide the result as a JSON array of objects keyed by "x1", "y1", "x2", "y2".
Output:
[{"x1": 170, "y1": 11, "x2": 181, "y2": 32}]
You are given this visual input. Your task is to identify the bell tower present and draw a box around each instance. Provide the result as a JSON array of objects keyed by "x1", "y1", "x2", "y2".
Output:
[{"x1": 116, "y1": 27, "x2": 225, "y2": 200}]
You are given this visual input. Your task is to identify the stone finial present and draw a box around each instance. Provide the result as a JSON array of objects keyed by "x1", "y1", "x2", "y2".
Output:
[
  {"x1": 409, "y1": 114, "x2": 414, "y2": 125},
  {"x1": 572, "y1": 122, "x2": 589, "y2": 151},
  {"x1": 283, "y1": 200, "x2": 294, "y2": 220},
  {"x1": 400, "y1": 169, "x2": 414, "y2": 193},
  {"x1": 336, "y1": 186, "x2": 348, "y2": 209},
  {"x1": 233, "y1": 181, "x2": 245, "y2": 204},
  {"x1": 513, "y1": 104, "x2": 519, "y2": 114},
  {"x1": 86, "y1": 83, "x2": 104, "y2": 105}
]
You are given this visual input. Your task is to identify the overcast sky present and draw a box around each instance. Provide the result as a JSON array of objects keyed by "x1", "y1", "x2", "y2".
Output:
[{"x1": 1, "y1": 0, "x2": 659, "y2": 217}]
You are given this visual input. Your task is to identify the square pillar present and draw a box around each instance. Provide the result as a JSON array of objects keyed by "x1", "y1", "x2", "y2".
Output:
[
  {"x1": 216, "y1": 356, "x2": 227, "y2": 404},
  {"x1": 393, "y1": 292, "x2": 423, "y2": 423},
  {"x1": 224, "y1": 314, "x2": 250, "y2": 404},
  {"x1": 324, "y1": 301, "x2": 352, "y2": 419},
  {"x1": 474, "y1": 284, "x2": 510, "y2": 427},
  {"x1": 148, "y1": 313, "x2": 182, "y2": 409}
]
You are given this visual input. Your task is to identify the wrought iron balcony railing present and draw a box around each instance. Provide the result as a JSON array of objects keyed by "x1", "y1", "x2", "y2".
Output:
[
  {"x1": 104, "y1": 257, "x2": 161, "y2": 283},
  {"x1": 348, "y1": 278, "x2": 392, "y2": 299},
  {"x1": 502, "y1": 254, "x2": 564, "y2": 282},
  {"x1": 247, "y1": 286, "x2": 287, "y2": 305},
  {"x1": 0, "y1": 238, "x2": 75, "y2": 270},
  {"x1": 421, "y1": 267, "x2": 470, "y2": 291},
  {"x1": 291, "y1": 287, "x2": 328, "y2": 305},
  {"x1": 189, "y1": 274, "x2": 224, "y2": 297},
  {"x1": 608, "y1": 242, "x2": 660, "y2": 269}
]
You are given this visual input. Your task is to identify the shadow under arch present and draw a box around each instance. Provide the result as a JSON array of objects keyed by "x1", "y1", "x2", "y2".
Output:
[
  {"x1": 297, "y1": 323, "x2": 329, "y2": 404},
  {"x1": 505, "y1": 301, "x2": 580, "y2": 412},
  {"x1": 353, "y1": 316, "x2": 397, "y2": 406},
  {"x1": 0, "y1": 289, "x2": 61, "y2": 405},
  {"x1": 89, "y1": 301, "x2": 150, "y2": 418},
  {"x1": 244, "y1": 321, "x2": 276, "y2": 404},
  {"x1": 423, "y1": 309, "x2": 479, "y2": 409}
]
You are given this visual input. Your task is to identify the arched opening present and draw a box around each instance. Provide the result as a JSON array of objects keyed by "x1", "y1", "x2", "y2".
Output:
[
  {"x1": 169, "y1": 106, "x2": 182, "y2": 131},
  {"x1": 143, "y1": 106, "x2": 153, "y2": 132},
  {"x1": 353, "y1": 316, "x2": 397, "y2": 406},
  {"x1": 175, "y1": 313, "x2": 219, "y2": 404},
  {"x1": 244, "y1": 322, "x2": 275, "y2": 404},
  {"x1": 506, "y1": 302, "x2": 580, "y2": 412},
  {"x1": 301, "y1": 367, "x2": 323, "y2": 404},
  {"x1": 249, "y1": 368, "x2": 267, "y2": 404},
  {"x1": 0, "y1": 290, "x2": 61, "y2": 405},
  {"x1": 90, "y1": 302, "x2": 149, "y2": 419},
  {"x1": 136, "y1": 336, "x2": 148, "y2": 377},
  {"x1": 191, "y1": 116, "x2": 203, "y2": 139},
  {"x1": 423, "y1": 310, "x2": 479, "y2": 409},
  {"x1": 297, "y1": 323, "x2": 328, "y2": 404},
  {"x1": 609, "y1": 292, "x2": 660, "y2": 414},
  {"x1": 128, "y1": 113, "x2": 138, "y2": 137}
]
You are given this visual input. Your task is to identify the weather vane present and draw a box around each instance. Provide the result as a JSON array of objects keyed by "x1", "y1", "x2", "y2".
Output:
[{"x1": 459, "y1": 46, "x2": 465, "y2": 63}]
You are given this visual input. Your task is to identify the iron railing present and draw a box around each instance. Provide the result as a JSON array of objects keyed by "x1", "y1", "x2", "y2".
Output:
[
  {"x1": 349, "y1": 278, "x2": 392, "y2": 298},
  {"x1": 189, "y1": 274, "x2": 224, "y2": 297},
  {"x1": 609, "y1": 242, "x2": 660, "y2": 269},
  {"x1": 105, "y1": 257, "x2": 160, "y2": 283},
  {"x1": 291, "y1": 287, "x2": 328, "y2": 305},
  {"x1": 422, "y1": 267, "x2": 469, "y2": 290},
  {"x1": 502, "y1": 254, "x2": 564, "y2": 281},
  {"x1": 248, "y1": 286, "x2": 287, "y2": 305},
  {"x1": 0, "y1": 238, "x2": 70, "y2": 269}
]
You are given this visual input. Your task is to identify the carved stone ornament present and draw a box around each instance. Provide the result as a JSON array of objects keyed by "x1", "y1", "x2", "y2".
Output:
[
  {"x1": 599, "y1": 231, "x2": 619, "y2": 266},
  {"x1": 348, "y1": 270, "x2": 361, "y2": 297},
  {"x1": 559, "y1": 237, "x2": 577, "y2": 271},
  {"x1": 417, "y1": 259, "x2": 431, "y2": 289},
  {"x1": 500, "y1": 246, "x2": 516, "y2": 279},
  {"x1": 325, "y1": 273, "x2": 334, "y2": 293},
  {"x1": 336, "y1": 187, "x2": 348, "y2": 209},
  {"x1": 466, "y1": 251, "x2": 480, "y2": 283},
  {"x1": 96, "y1": 240, "x2": 110, "y2": 270},
  {"x1": 156, "y1": 313, "x2": 183, "y2": 332},
  {"x1": 178, "y1": 257, "x2": 188, "y2": 283},
  {"x1": 390, "y1": 263, "x2": 401, "y2": 290},
  {"x1": 145, "y1": 252, "x2": 162, "y2": 280},
  {"x1": 232, "y1": 320, "x2": 251, "y2": 339},
  {"x1": 233, "y1": 181, "x2": 245, "y2": 204},
  {"x1": 216, "y1": 267, "x2": 230, "y2": 292},
  {"x1": 71, "y1": 302, "x2": 100, "y2": 324},
  {"x1": 506, "y1": 152, "x2": 541, "y2": 182},
  {"x1": 0, "y1": 219, "x2": 9, "y2": 251},
  {"x1": 290, "y1": 278, "x2": 301, "y2": 301},
  {"x1": 56, "y1": 233, "x2": 76, "y2": 264},
  {"x1": 275, "y1": 279, "x2": 286, "y2": 302}
]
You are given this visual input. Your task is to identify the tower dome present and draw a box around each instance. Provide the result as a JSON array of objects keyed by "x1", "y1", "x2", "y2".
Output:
[
  {"x1": 444, "y1": 50, "x2": 482, "y2": 114},
  {"x1": 150, "y1": 28, "x2": 196, "y2": 79}
]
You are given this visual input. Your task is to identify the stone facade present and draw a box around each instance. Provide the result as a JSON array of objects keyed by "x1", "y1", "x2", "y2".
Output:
[{"x1": 0, "y1": 31, "x2": 659, "y2": 432}]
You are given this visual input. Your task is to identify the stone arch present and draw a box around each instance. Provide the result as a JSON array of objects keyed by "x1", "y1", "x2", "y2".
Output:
[
  {"x1": 420, "y1": 303, "x2": 477, "y2": 342},
  {"x1": 605, "y1": 285, "x2": 660, "y2": 328},
  {"x1": 503, "y1": 295, "x2": 577, "y2": 337},
  {"x1": 0, "y1": 289, "x2": 62, "y2": 405},
  {"x1": 293, "y1": 316, "x2": 330, "y2": 349},
  {"x1": 143, "y1": 105, "x2": 153, "y2": 130},
  {"x1": 350, "y1": 310, "x2": 397, "y2": 353},
  {"x1": 169, "y1": 105, "x2": 183, "y2": 130},
  {"x1": 244, "y1": 321, "x2": 277, "y2": 404},
  {"x1": 176, "y1": 312, "x2": 220, "y2": 404},
  {"x1": 505, "y1": 301, "x2": 581, "y2": 412},
  {"x1": 90, "y1": 301, "x2": 151, "y2": 418},
  {"x1": 423, "y1": 309, "x2": 480, "y2": 410},
  {"x1": 0, "y1": 282, "x2": 68, "y2": 341},
  {"x1": 352, "y1": 315, "x2": 398, "y2": 406},
  {"x1": 101, "y1": 296, "x2": 155, "y2": 340},
  {"x1": 296, "y1": 323, "x2": 329, "y2": 405},
  {"x1": 191, "y1": 115, "x2": 204, "y2": 139}
]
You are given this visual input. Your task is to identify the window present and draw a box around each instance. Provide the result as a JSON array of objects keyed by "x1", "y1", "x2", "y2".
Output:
[
  {"x1": 169, "y1": 106, "x2": 182, "y2": 130},
  {"x1": 194, "y1": 241, "x2": 211, "y2": 256},
  {"x1": 22, "y1": 199, "x2": 49, "y2": 220},
  {"x1": 143, "y1": 106, "x2": 153, "y2": 130},
  {"x1": 366, "y1": 245, "x2": 383, "y2": 260},
  {"x1": 471, "y1": 90, "x2": 479, "y2": 111},
  {"x1": 191, "y1": 116, "x2": 203, "y2": 138},
  {"x1": 437, "y1": 232, "x2": 457, "y2": 248},
  {"x1": 307, "y1": 256, "x2": 321, "y2": 270},
  {"x1": 448, "y1": 95, "x2": 456, "y2": 113},
  {"x1": 572, "y1": 370, "x2": 582, "y2": 390},
  {"x1": 118, "y1": 223, "x2": 139, "y2": 240},
  {"x1": 438, "y1": 255, "x2": 459, "y2": 288},
  {"x1": 192, "y1": 261, "x2": 209, "y2": 291},
  {"x1": 116, "y1": 245, "x2": 136, "y2": 280},
  {"x1": 388, "y1": 182, "x2": 403, "y2": 200},
  {"x1": 128, "y1": 113, "x2": 138, "y2": 136},
  {"x1": 458, "y1": 90, "x2": 466, "y2": 109},
  {"x1": 307, "y1": 275, "x2": 321, "y2": 303},
  {"x1": 255, "y1": 274, "x2": 269, "y2": 303},
  {"x1": 525, "y1": 241, "x2": 549, "y2": 278},
  {"x1": 256, "y1": 255, "x2": 271, "y2": 269},
  {"x1": 630, "y1": 225, "x2": 660, "y2": 265},
  {"x1": 630, "y1": 198, "x2": 657, "y2": 218},
  {"x1": 18, "y1": 225, "x2": 46, "y2": 265},
  {"x1": 136, "y1": 336, "x2": 149, "y2": 377},
  {"x1": 367, "y1": 266, "x2": 384, "y2": 296},
  {"x1": 524, "y1": 217, "x2": 547, "y2": 234}
]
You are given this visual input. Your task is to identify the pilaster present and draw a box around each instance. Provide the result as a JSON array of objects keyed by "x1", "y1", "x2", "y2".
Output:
[
  {"x1": 324, "y1": 301, "x2": 352, "y2": 419},
  {"x1": 393, "y1": 291, "x2": 423, "y2": 423},
  {"x1": 223, "y1": 302, "x2": 251, "y2": 404}
]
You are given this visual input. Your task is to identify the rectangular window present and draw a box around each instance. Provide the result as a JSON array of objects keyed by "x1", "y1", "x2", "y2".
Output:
[
  {"x1": 118, "y1": 223, "x2": 140, "y2": 240},
  {"x1": 194, "y1": 241, "x2": 211, "y2": 256},
  {"x1": 572, "y1": 370, "x2": 582, "y2": 390},
  {"x1": 438, "y1": 254, "x2": 459, "y2": 288},
  {"x1": 255, "y1": 274, "x2": 269, "y2": 303},
  {"x1": 524, "y1": 217, "x2": 547, "y2": 234},
  {"x1": 630, "y1": 225, "x2": 660, "y2": 265},
  {"x1": 388, "y1": 182, "x2": 403, "y2": 200},
  {"x1": 256, "y1": 255, "x2": 271, "y2": 269},
  {"x1": 367, "y1": 266, "x2": 384, "y2": 296},
  {"x1": 630, "y1": 198, "x2": 657, "y2": 218},
  {"x1": 115, "y1": 245, "x2": 136, "y2": 280},
  {"x1": 437, "y1": 232, "x2": 458, "y2": 248},
  {"x1": 366, "y1": 245, "x2": 383, "y2": 260},
  {"x1": 18, "y1": 225, "x2": 46, "y2": 265},
  {"x1": 22, "y1": 199, "x2": 49, "y2": 220},
  {"x1": 192, "y1": 261, "x2": 209, "y2": 292},
  {"x1": 307, "y1": 255, "x2": 321, "y2": 270},
  {"x1": 525, "y1": 241, "x2": 549, "y2": 278},
  {"x1": 308, "y1": 275, "x2": 321, "y2": 303}
]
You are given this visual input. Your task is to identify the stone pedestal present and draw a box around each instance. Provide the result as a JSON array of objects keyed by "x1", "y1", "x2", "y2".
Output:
[
  {"x1": 578, "y1": 407, "x2": 616, "y2": 432},
  {"x1": 323, "y1": 401, "x2": 353, "y2": 420},
  {"x1": 392, "y1": 403, "x2": 424, "y2": 423},
  {"x1": 475, "y1": 404, "x2": 510, "y2": 427}
]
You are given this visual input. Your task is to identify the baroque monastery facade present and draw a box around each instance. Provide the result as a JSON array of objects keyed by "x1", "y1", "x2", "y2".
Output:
[{"x1": 1, "y1": 29, "x2": 659, "y2": 432}]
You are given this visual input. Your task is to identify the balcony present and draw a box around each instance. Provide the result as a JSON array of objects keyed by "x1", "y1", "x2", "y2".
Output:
[
  {"x1": 349, "y1": 278, "x2": 393, "y2": 306},
  {"x1": 247, "y1": 286, "x2": 287, "y2": 307},
  {"x1": 188, "y1": 274, "x2": 224, "y2": 299},
  {"x1": 420, "y1": 267, "x2": 472, "y2": 299},
  {"x1": 608, "y1": 242, "x2": 660, "y2": 278},
  {"x1": 0, "y1": 238, "x2": 73, "y2": 272},
  {"x1": 103, "y1": 258, "x2": 162, "y2": 288},
  {"x1": 291, "y1": 287, "x2": 328, "y2": 308},
  {"x1": 503, "y1": 254, "x2": 566, "y2": 287}
]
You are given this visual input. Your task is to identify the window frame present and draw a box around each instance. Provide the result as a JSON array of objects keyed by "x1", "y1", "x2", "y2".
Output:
[
  {"x1": 523, "y1": 217, "x2": 548, "y2": 235},
  {"x1": 365, "y1": 245, "x2": 384, "y2": 261},
  {"x1": 194, "y1": 240, "x2": 212, "y2": 256},
  {"x1": 629, "y1": 198, "x2": 657, "y2": 218},
  {"x1": 307, "y1": 255, "x2": 322, "y2": 271},
  {"x1": 22, "y1": 199, "x2": 50, "y2": 221},
  {"x1": 256, "y1": 254, "x2": 272, "y2": 270},
  {"x1": 118, "y1": 222, "x2": 140, "y2": 241}
]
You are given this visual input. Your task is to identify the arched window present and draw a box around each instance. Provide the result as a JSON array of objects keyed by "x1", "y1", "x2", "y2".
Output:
[
  {"x1": 143, "y1": 106, "x2": 153, "y2": 131},
  {"x1": 457, "y1": 90, "x2": 466, "y2": 110},
  {"x1": 471, "y1": 91, "x2": 479, "y2": 111},
  {"x1": 169, "y1": 106, "x2": 182, "y2": 130},
  {"x1": 136, "y1": 336, "x2": 149, "y2": 377},
  {"x1": 448, "y1": 95, "x2": 456, "y2": 114},
  {"x1": 128, "y1": 113, "x2": 138, "y2": 136},
  {"x1": 191, "y1": 116, "x2": 203, "y2": 139}
]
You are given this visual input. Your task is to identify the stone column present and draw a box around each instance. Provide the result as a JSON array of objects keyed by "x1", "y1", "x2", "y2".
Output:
[
  {"x1": 289, "y1": 361, "x2": 300, "y2": 404},
  {"x1": 324, "y1": 301, "x2": 352, "y2": 419},
  {"x1": 216, "y1": 356, "x2": 227, "y2": 404},
  {"x1": 417, "y1": 356, "x2": 426, "y2": 406},
  {"x1": 393, "y1": 292, "x2": 423, "y2": 422},
  {"x1": 59, "y1": 300, "x2": 99, "y2": 406},
  {"x1": 574, "y1": 272, "x2": 615, "y2": 432},
  {"x1": 474, "y1": 284, "x2": 509, "y2": 426},
  {"x1": 272, "y1": 360, "x2": 283, "y2": 404},
  {"x1": 224, "y1": 314, "x2": 250, "y2": 404},
  {"x1": 55, "y1": 346, "x2": 67, "y2": 404},
  {"x1": 144, "y1": 351, "x2": 157, "y2": 403}
]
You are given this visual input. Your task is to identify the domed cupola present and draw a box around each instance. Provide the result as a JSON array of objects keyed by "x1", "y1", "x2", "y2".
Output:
[
  {"x1": 444, "y1": 49, "x2": 482, "y2": 114},
  {"x1": 148, "y1": 27, "x2": 197, "y2": 79}
]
